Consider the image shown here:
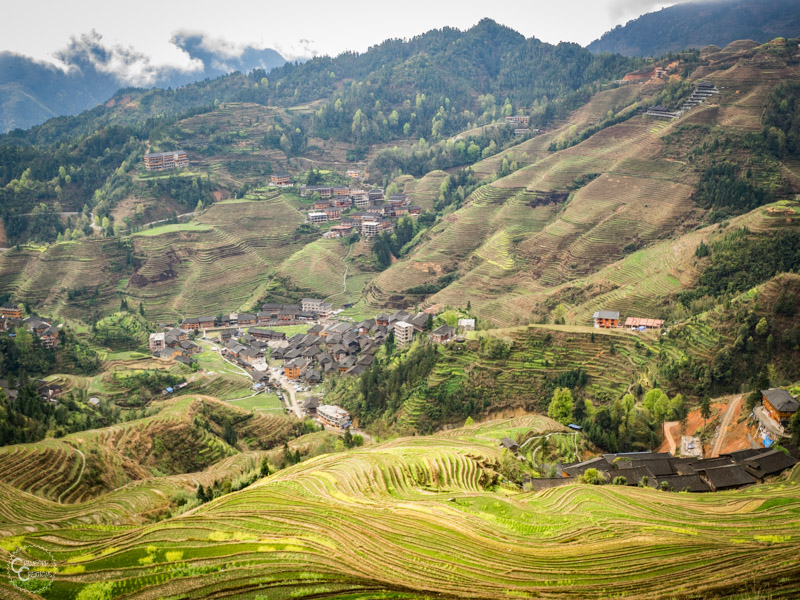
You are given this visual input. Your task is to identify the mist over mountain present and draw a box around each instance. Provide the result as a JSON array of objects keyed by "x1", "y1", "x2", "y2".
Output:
[
  {"x1": 0, "y1": 31, "x2": 285, "y2": 133},
  {"x1": 589, "y1": 0, "x2": 800, "y2": 56}
]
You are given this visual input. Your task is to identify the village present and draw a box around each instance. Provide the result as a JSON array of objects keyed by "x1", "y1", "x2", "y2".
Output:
[{"x1": 145, "y1": 299, "x2": 475, "y2": 431}]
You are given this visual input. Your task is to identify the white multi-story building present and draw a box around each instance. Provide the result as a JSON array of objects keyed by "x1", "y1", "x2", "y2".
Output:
[
  {"x1": 302, "y1": 298, "x2": 324, "y2": 314},
  {"x1": 308, "y1": 212, "x2": 328, "y2": 224},
  {"x1": 149, "y1": 332, "x2": 165, "y2": 353},
  {"x1": 317, "y1": 404, "x2": 351, "y2": 429},
  {"x1": 394, "y1": 320, "x2": 415, "y2": 347}
]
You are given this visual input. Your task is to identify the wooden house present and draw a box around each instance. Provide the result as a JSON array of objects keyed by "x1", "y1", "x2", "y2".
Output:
[
  {"x1": 270, "y1": 172, "x2": 291, "y2": 185},
  {"x1": 762, "y1": 388, "x2": 799, "y2": 424},
  {"x1": 593, "y1": 310, "x2": 620, "y2": 328},
  {"x1": 0, "y1": 303, "x2": 23, "y2": 319}
]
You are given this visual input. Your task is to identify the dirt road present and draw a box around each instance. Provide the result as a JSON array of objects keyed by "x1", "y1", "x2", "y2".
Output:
[
  {"x1": 662, "y1": 421, "x2": 679, "y2": 454},
  {"x1": 710, "y1": 394, "x2": 743, "y2": 457}
]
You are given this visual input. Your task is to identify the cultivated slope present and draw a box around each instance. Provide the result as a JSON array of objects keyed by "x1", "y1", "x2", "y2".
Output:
[
  {"x1": 367, "y1": 40, "x2": 800, "y2": 326},
  {"x1": 2, "y1": 416, "x2": 797, "y2": 600},
  {"x1": 0, "y1": 395, "x2": 297, "y2": 504}
]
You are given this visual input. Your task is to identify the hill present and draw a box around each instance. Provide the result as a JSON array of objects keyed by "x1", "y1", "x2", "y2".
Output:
[
  {"x1": 363, "y1": 39, "x2": 800, "y2": 328},
  {"x1": 0, "y1": 416, "x2": 797, "y2": 599},
  {"x1": 588, "y1": 0, "x2": 800, "y2": 56},
  {"x1": 0, "y1": 35, "x2": 286, "y2": 134},
  {"x1": 0, "y1": 395, "x2": 300, "y2": 503}
]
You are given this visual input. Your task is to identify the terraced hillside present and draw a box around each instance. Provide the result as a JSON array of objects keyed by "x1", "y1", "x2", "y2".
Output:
[
  {"x1": 367, "y1": 41, "x2": 800, "y2": 326},
  {"x1": 0, "y1": 238, "x2": 129, "y2": 319},
  {"x1": 2, "y1": 416, "x2": 797, "y2": 600},
  {"x1": 0, "y1": 396, "x2": 299, "y2": 504}
]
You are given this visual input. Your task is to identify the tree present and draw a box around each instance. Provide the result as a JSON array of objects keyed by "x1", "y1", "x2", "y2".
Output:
[
  {"x1": 260, "y1": 457, "x2": 271, "y2": 478},
  {"x1": 789, "y1": 410, "x2": 800, "y2": 447},
  {"x1": 464, "y1": 416, "x2": 475, "y2": 426},
  {"x1": 139, "y1": 302, "x2": 145, "y2": 317},
  {"x1": 426, "y1": 313, "x2": 434, "y2": 331},
  {"x1": 119, "y1": 298, "x2": 128, "y2": 312},
  {"x1": 612, "y1": 475, "x2": 627, "y2": 485},
  {"x1": 700, "y1": 396, "x2": 711, "y2": 429},
  {"x1": 343, "y1": 427, "x2": 354, "y2": 449},
  {"x1": 548, "y1": 387, "x2": 574, "y2": 425},
  {"x1": 755, "y1": 317, "x2": 769, "y2": 336},
  {"x1": 580, "y1": 468, "x2": 603, "y2": 485}
]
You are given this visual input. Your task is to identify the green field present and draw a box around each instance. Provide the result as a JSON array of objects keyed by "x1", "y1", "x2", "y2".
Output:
[
  {"x1": 0, "y1": 415, "x2": 797, "y2": 599},
  {"x1": 228, "y1": 392, "x2": 283, "y2": 412},
  {"x1": 132, "y1": 222, "x2": 213, "y2": 237}
]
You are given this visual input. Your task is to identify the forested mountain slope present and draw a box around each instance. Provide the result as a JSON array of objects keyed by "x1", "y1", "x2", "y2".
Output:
[{"x1": 588, "y1": 0, "x2": 800, "y2": 56}]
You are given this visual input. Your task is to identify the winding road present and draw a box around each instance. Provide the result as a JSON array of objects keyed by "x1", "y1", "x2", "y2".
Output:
[
  {"x1": 324, "y1": 243, "x2": 354, "y2": 304},
  {"x1": 710, "y1": 394, "x2": 743, "y2": 457}
]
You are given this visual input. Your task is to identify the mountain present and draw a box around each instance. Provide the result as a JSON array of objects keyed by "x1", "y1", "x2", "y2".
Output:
[
  {"x1": 0, "y1": 32, "x2": 286, "y2": 133},
  {"x1": 588, "y1": 0, "x2": 800, "y2": 56}
]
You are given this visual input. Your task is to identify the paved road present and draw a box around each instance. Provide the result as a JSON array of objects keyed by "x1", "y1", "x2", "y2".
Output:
[
  {"x1": 710, "y1": 394, "x2": 743, "y2": 457},
  {"x1": 271, "y1": 367, "x2": 304, "y2": 418}
]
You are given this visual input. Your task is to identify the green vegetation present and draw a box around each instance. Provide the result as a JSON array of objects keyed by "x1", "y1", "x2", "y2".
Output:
[
  {"x1": 0, "y1": 416, "x2": 797, "y2": 599},
  {"x1": 686, "y1": 228, "x2": 800, "y2": 299},
  {"x1": 693, "y1": 163, "x2": 772, "y2": 219}
]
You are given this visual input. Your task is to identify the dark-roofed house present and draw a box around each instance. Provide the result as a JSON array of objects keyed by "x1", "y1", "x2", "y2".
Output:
[
  {"x1": 617, "y1": 458, "x2": 674, "y2": 477},
  {"x1": 593, "y1": 310, "x2": 620, "y2": 328},
  {"x1": 182, "y1": 317, "x2": 200, "y2": 330},
  {"x1": 40, "y1": 325, "x2": 60, "y2": 349},
  {"x1": 655, "y1": 474, "x2": 710, "y2": 493},
  {"x1": 430, "y1": 324, "x2": 455, "y2": 344},
  {"x1": 250, "y1": 328, "x2": 286, "y2": 341},
  {"x1": 697, "y1": 465, "x2": 756, "y2": 491},
  {"x1": 224, "y1": 340, "x2": 247, "y2": 357},
  {"x1": 602, "y1": 466, "x2": 656, "y2": 487},
  {"x1": 723, "y1": 449, "x2": 763, "y2": 462},
  {"x1": 237, "y1": 313, "x2": 257, "y2": 326},
  {"x1": 285, "y1": 358, "x2": 307, "y2": 379},
  {"x1": 499, "y1": 438, "x2": 519, "y2": 452},
  {"x1": 562, "y1": 457, "x2": 611, "y2": 477},
  {"x1": 762, "y1": 388, "x2": 799, "y2": 424},
  {"x1": 690, "y1": 457, "x2": 734, "y2": 470},
  {"x1": 179, "y1": 340, "x2": 200, "y2": 354},
  {"x1": 198, "y1": 316, "x2": 216, "y2": 329},
  {"x1": 303, "y1": 396, "x2": 320, "y2": 415},
  {"x1": 741, "y1": 449, "x2": 798, "y2": 481}
]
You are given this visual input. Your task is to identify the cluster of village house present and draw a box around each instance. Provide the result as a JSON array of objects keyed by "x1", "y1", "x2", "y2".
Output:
[
  {"x1": 592, "y1": 310, "x2": 665, "y2": 330},
  {"x1": 1, "y1": 303, "x2": 60, "y2": 349},
  {"x1": 519, "y1": 443, "x2": 798, "y2": 493},
  {"x1": 269, "y1": 171, "x2": 421, "y2": 239},
  {"x1": 510, "y1": 387, "x2": 799, "y2": 493},
  {"x1": 150, "y1": 298, "x2": 475, "y2": 384}
]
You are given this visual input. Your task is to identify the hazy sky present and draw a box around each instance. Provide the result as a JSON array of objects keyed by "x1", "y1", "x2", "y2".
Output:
[{"x1": 3, "y1": 0, "x2": 680, "y2": 68}]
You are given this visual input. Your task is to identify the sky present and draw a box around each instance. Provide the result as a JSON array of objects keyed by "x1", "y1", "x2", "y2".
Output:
[{"x1": 2, "y1": 0, "x2": 680, "y2": 76}]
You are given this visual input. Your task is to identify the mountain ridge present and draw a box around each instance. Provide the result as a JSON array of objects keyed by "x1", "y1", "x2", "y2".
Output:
[{"x1": 588, "y1": 0, "x2": 800, "y2": 56}]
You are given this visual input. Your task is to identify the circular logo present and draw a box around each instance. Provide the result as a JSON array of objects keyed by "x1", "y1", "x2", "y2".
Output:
[{"x1": 7, "y1": 543, "x2": 56, "y2": 594}]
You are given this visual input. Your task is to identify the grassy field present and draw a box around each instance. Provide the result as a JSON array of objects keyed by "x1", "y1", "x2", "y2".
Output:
[
  {"x1": 228, "y1": 392, "x2": 283, "y2": 412},
  {"x1": 132, "y1": 222, "x2": 213, "y2": 237},
  {"x1": 0, "y1": 415, "x2": 797, "y2": 599}
]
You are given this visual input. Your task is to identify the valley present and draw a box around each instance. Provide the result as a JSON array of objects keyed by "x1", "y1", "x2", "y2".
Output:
[{"x1": 0, "y1": 15, "x2": 799, "y2": 600}]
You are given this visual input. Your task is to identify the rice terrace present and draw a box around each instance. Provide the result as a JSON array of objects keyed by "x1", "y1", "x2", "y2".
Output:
[{"x1": 1, "y1": 1, "x2": 800, "y2": 599}]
